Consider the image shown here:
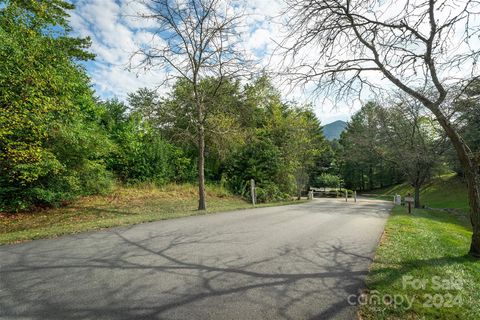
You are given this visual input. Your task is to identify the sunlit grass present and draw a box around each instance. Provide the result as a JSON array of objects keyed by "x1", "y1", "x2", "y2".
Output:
[
  {"x1": 361, "y1": 175, "x2": 479, "y2": 319},
  {"x1": 367, "y1": 174, "x2": 468, "y2": 210}
]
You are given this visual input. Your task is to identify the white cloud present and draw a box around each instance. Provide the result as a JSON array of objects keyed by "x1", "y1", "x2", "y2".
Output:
[
  {"x1": 70, "y1": 0, "x2": 355, "y2": 123},
  {"x1": 246, "y1": 28, "x2": 270, "y2": 51},
  {"x1": 120, "y1": 1, "x2": 157, "y2": 29},
  {"x1": 69, "y1": 0, "x2": 168, "y2": 100}
]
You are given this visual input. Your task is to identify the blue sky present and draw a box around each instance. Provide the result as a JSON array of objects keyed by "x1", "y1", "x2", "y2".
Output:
[{"x1": 69, "y1": 0, "x2": 357, "y2": 124}]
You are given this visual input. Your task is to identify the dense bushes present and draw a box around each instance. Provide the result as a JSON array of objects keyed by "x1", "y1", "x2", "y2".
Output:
[
  {"x1": 225, "y1": 138, "x2": 289, "y2": 202},
  {"x1": 0, "y1": 3, "x2": 327, "y2": 211},
  {"x1": 0, "y1": 114, "x2": 114, "y2": 210},
  {"x1": 1, "y1": 71, "x2": 326, "y2": 211},
  {"x1": 100, "y1": 100, "x2": 196, "y2": 185},
  {"x1": 312, "y1": 173, "x2": 342, "y2": 190},
  {"x1": 0, "y1": 1, "x2": 112, "y2": 210},
  {"x1": 0, "y1": 2, "x2": 184, "y2": 211},
  {"x1": 109, "y1": 131, "x2": 195, "y2": 185}
]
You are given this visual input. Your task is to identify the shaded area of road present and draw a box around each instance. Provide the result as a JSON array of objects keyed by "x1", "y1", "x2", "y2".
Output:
[{"x1": 0, "y1": 198, "x2": 391, "y2": 320}]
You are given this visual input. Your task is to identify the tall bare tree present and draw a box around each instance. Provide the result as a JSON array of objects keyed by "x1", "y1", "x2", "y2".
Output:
[
  {"x1": 281, "y1": 0, "x2": 480, "y2": 257},
  {"x1": 377, "y1": 97, "x2": 445, "y2": 208},
  {"x1": 130, "y1": 0, "x2": 250, "y2": 210}
]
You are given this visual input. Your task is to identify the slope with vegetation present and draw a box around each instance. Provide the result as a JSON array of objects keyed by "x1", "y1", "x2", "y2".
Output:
[
  {"x1": 362, "y1": 207, "x2": 478, "y2": 319},
  {"x1": 368, "y1": 174, "x2": 469, "y2": 211},
  {"x1": 283, "y1": 0, "x2": 480, "y2": 257},
  {"x1": 0, "y1": 2, "x2": 326, "y2": 215},
  {"x1": 0, "y1": 184, "x2": 302, "y2": 245},
  {"x1": 361, "y1": 175, "x2": 478, "y2": 319},
  {"x1": 322, "y1": 120, "x2": 347, "y2": 141}
]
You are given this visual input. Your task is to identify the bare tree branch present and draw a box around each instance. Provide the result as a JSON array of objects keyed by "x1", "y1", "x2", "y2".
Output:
[
  {"x1": 279, "y1": 0, "x2": 480, "y2": 257},
  {"x1": 129, "y1": 0, "x2": 254, "y2": 210}
]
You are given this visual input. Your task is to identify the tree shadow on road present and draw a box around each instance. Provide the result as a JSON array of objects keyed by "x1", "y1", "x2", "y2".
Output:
[{"x1": 0, "y1": 225, "x2": 379, "y2": 320}]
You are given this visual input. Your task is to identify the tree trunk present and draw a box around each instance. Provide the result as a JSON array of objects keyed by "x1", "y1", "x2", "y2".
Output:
[
  {"x1": 360, "y1": 169, "x2": 365, "y2": 191},
  {"x1": 197, "y1": 121, "x2": 207, "y2": 211},
  {"x1": 465, "y1": 167, "x2": 480, "y2": 257},
  {"x1": 197, "y1": 124, "x2": 206, "y2": 210},
  {"x1": 429, "y1": 105, "x2": 480, "y2": 257},
  {"x1": 369, "y1": 165, "x2": 374, "y2": 190},
  {"x1": 414, "y1": 184, "x2": 421, "y2": 209},
  {"x1": 380, "y1": 163, "x2": 384, "y2": 188},
  {"x1": 296, "y1": 180, "x2": 302, "y2": 200}
]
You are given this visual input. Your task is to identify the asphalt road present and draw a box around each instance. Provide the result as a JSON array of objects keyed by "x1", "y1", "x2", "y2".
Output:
[{"x1": 0, "y1": 198, "x2": 392, "y2": 320}]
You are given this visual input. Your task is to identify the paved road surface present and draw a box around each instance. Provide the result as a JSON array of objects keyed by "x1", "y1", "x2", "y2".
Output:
[{"x1": 0, "y1": 198, "x2": 392, "y2": 320}]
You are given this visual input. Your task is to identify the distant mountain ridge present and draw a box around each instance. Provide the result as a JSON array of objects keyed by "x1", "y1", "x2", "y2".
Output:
[{"x1": 322, "y1": 120, "x2": 347, "y2": 141}]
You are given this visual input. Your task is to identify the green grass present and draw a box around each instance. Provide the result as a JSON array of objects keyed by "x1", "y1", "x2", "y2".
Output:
[
  {"x1": 361, "y1": 175, "x2": 479, "y2": 319},
  {"x1": 0, "y1": 183, "x2": 304, "y2": 245},
  {"x1": 367, "y1": 174, "x2": 469, "y2": 210}
]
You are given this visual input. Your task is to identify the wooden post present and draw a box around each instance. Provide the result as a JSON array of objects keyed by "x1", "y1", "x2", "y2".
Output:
[
  {"x1": 405, "y1": 193, "x2": 414, "y2": 214},
  {"x1": 354, "y1": 190, "x2": 357, "y2": 202},
  {"x1": 250, "y1": 179, "x2": 256, "y2": 206},
  {"x1": 345, "y1": 190, "x2": 348, "y2": 202}
]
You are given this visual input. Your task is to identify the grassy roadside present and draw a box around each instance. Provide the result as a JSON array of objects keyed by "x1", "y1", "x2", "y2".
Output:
[
  {"x1": 366, "y1": 174, "x2": 468, "y2": 210},
  {"x1": 360, "y1": 175, "x2": 479, "y2": 319},
  {"x1": 0, "y1": 183, "x2": 305, "y2": 245}
]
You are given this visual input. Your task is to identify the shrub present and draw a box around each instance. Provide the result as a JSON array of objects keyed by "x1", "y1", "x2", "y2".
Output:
[
  {"x1": 225, "y1": 138, "x2": 293, "y2": 202},
  {"x1": 254, "y1": 182, "x2": 289, "y2": 203}
]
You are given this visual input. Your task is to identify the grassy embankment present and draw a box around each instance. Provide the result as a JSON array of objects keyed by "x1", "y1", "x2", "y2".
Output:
[
  {"x1": 0, "y1": 184, "x2": 303, "y2": 245},
  {"x1": 361, "y1": 174, "x2": 479, "y2": 319},
  {"x1": 366, "y1": 173, "x2": 469, "y2": 210}
]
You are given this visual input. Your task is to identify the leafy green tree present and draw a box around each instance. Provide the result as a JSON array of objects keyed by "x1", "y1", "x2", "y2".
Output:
[
  {"x1": 0, "y1": 0, "x2": 111, "y2": 210},
  {"x1": 447, "y1": 82, "x2": 480, "y2": 175},
  {"x1": 162, "y1": 79, "x2": 245, "y2": 157},
  {"x1": 127, "y1": 88, "x2": 161, "y2": 125},
  {"x1": 139, "y1": 78, "x2": 246, "y2": 181},
  {"x1": 282, "y1": 0, "x2": 480, "y2": 257},
  {"x1": 241, "y1": 77, "x2": 306, "y2": 195},
  {"x1": 314, "y1": 173, "x2": 342, "y2": 191},
  {"x1": 339, "y1": 103, "x2": 385, "y2": 190},
  {"x1": 100, "y1": 99, "x2": 195, "y2": 185},
  {"x1": 131, "y1": 0, "x2": 250, "y2": 210},
  {"x1": 223, "y1": 76, "x2": 327, "y2": 201},
  {"x1": 377, "y1": 97, "x2": 445, "y2": 208},
  {"x1": 337, "y1": 98, "x2": 444, "y2": 208},
  {"x1": 225, "y1": 137, "x2": 286, "y2": 203},
  {"x1": 289, "y1": 108, "x2": 327, "y2": 199}
]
